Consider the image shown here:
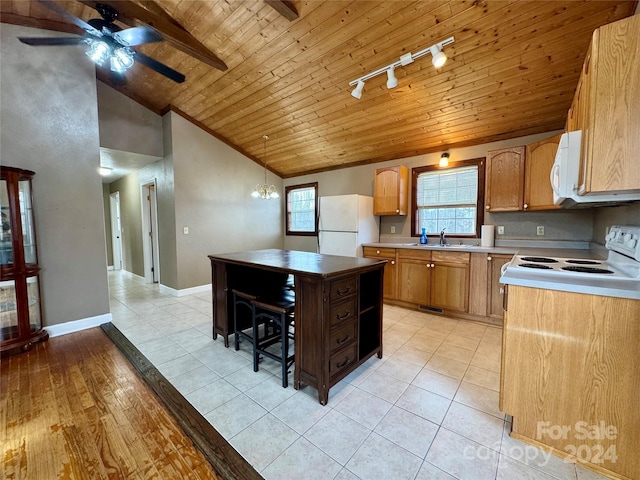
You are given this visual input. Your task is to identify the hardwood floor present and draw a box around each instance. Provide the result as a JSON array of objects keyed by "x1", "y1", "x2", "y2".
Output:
[{"x1": 0, "y1": 326, "x2": 257, "y2": 479}]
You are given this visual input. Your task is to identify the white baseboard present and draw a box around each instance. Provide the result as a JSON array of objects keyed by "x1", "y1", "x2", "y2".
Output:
[
  {"x1": 107, "y1": 265, "x2": 114, "y2": 271},
  {"x1": 121, "y1": 269, "x2": 145, "y2": 281},
  {"x1": 159, "y1": 283, "x2": 211, "y2": 297},
  {"x1": 45, "y1": 313, "x2": 113, "y2": 338}
]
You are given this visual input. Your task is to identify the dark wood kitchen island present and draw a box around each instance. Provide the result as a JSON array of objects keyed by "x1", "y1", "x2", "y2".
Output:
[{"x1": 208, "y1": 249, "x2": 386, "y2": 405}]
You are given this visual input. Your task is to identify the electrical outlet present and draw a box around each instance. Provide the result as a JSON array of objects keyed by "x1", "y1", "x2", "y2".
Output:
[
  {"x1": 390, "y1": 226, "x2": 396, "y2": 234},
  {"x1": 497, "y1": 226, "x2": 504, "y2": 235},
  {"x1": 537, "y1": 226, "x2": 545, "y2": 236}
]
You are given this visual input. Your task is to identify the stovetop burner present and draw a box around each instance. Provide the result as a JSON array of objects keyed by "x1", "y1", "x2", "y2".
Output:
[
  {"x1": 565, "y1": 259, "x2": 602, "y2": 265},
  {"x1": 561, "y1": 266, "x2": 614, "y2": 274},
  {"x1": 518, "y1": 263, "x2": 553, "y2": 269},
  {"x1": 520, "y1": 257, "x2": 558, "y2": 263}
]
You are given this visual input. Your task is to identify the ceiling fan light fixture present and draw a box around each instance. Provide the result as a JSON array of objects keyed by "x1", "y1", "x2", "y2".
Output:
[
  {"x1": 86, "y1": 40, "x2": 110, "y2": 66},
  {"x1": 386, "y1": 67, "x2": 398, "y2": 89},
  {"x1": 110, "y1": 47, "x2": 135, "y2": 72},
  {"x1": 351, "y1": 80, "x2": 365, "y2": 99}
]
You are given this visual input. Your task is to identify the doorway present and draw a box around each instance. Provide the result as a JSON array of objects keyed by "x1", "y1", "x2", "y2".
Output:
[
  {"x1": 109, "y1": 192, "x2": 123, "y2": 270},
  {"x1": 141, "y1": 180, "x2": 160, "y2": 283}
]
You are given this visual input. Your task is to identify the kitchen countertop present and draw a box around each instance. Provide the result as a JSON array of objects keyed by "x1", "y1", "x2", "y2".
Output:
[{"x1": 364, "y1": 241, "x2": 640, "y2": 300}]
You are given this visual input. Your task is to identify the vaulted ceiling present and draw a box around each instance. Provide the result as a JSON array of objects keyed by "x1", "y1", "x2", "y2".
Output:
[{"x1": 2, "y1": 0, "x2": 637, "y2": 178}]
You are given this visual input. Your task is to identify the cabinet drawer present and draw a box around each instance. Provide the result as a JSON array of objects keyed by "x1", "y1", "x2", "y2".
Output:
[
  {"x1": 329, "y1": 343, "x2": 357, "y2": 379},
  {"x1": 363, "y1": 247, "x2": 396, "y2": 258},
  {"x1": 330, "y1": 277, "x2": 357, "y2": 302},
  {"x1": 330, "y1": 321, "x2": 357, "y2": 354},
  {"x1": 398, "y1": 248, "x2": 431, "y2": 260},
  {"x1": 329, "y1": 298, "x2": 356, "y2": 327},
  {"x1": 432, "y1": 251, "x2": 470, "y2": 263}
]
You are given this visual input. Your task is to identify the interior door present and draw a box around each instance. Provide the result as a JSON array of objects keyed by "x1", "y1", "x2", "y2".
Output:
[{"x1": 109, "y1": 192, "x2": 122, "y2": 270}]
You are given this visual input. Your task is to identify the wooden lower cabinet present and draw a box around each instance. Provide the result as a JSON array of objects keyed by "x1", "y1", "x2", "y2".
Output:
[
  {"x1": 396, "y1": 249, "x2": 469, "y2": 313},
  {"x1": 501, "y1": 285, "x2": 640, "y2": 480},
  {"x1": 430, "y1": 251, "x2": 469, "y2": 312},
  {"x1": 397, "y1": 250, "x2": 431, "y2": 305},
  {"x1": 363, "y1": 247, "x2": 397, "y2": 299},
  {"x1": 487, "y1": 254, "x2": 512, "y2": 319}
]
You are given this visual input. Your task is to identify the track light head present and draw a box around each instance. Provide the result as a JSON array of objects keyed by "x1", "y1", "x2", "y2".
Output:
[
  {"x1": 351, "y1": 80, "x2": 365, "y2": 99},
  {"x1": 386, "y1": 67, "x2": 398, "y2": 89},
  {"x1": 430, "y1": 45, "x2": 447, "y2": 68}
]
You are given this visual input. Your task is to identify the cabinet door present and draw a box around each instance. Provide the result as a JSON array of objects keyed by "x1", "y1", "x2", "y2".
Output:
[
  {"x1": 580, "y1": 15, "x2": 640, "y2": 195},
  {"x1": 485, "y1": 147, "x2": 525, "y2": 212},
  {"x1": 397, "y1": 258, "x2": 430, "y2": 305},
  {"x1": 373, "y1": 166, "x2": 408, "y2": 215},
  {"x1": 430, "y1": 262, "x2": 469, "y2": 312},
  {"x1": 487, "y1": 254, "x2": 512, "y2": 320},
  {"x1": 363, "y1": 248, "x2": 397, "y2": 300},
  {"x1": 524, "y1": 135, "x2": 561, "y2": 211}
]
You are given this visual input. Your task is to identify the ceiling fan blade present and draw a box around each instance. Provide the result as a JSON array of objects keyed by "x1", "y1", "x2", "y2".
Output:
[
  {"x1": 114, "y1": 26, "x2": 163, "y2": 47},
  {"x1": 134, "y1": 52, "x2": 185, "y2": 83},
  {"x1": 36, "y1": 0, "x2": 101, "y2": 36},
  {"x1": 18, "y1": 37, "x2": 86, "y2": 46}
]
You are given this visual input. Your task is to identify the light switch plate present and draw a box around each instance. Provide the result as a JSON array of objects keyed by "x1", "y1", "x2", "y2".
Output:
[
  {"x1": 537, "y1": 226, "x2": 545, "y2": 236},
  {"x1": 183, "y1": 226, "x2": 189, "y2": 235},
  {"x1": 390, "y1": 226, "x2": 396, "y2": 234}
]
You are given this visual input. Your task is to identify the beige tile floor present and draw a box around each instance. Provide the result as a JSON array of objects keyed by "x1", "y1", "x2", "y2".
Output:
[{"x1": 108, "y1": 271, "x2": 608, "y2": 480}]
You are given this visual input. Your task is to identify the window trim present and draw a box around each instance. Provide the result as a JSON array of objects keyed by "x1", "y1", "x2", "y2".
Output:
[
  {"x1": 411, "y1": 158, "x2": 485, "y2": 238},
  {"x1": 285, "y1": 182, "x2": 318, "y2": 236}
]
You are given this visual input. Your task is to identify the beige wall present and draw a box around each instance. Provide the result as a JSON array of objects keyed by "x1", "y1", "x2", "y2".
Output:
[
  {"x1": 0, "y1": 24, "x2": 110, "y2": 326},
  {"x1": 170, "y1": 112, "x2": 283, "y2": 289},
  {"x1": 96, "y1": 81, "x2": 163, "y2": 157}
]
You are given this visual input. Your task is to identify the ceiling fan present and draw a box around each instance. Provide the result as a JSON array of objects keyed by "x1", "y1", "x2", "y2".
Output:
[{"x1": 17, "y1": 0, "x2": 185, "y2": 83}]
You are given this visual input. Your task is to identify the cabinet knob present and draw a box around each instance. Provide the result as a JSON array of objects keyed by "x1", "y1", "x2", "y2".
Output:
[
  {"x1": 487, "y1": 256, "x2": 492, "y2": 261},
  {"x1": 486, "y1": 205, "x2": 490, "y2": 210},
  {"x1": 523, "y1": 203, "x2": 528, "y2": 209},
  {"x1": 391, "y1": 260, "x2": 395, "y2": 265},
  {"x1": 376, "y1": 250, "x2": 380, "y2": 254},
  {"x1": 431, "y1": 263, "x2": 435, "y2": 268},
  {"x1": 426, "y1": 264, "x2": 431, "y2": 268},
  {"x1": 499, "y1": 287, "x2": 504, "y2": 295},
  {"x1": 396, "y1": 209, "x2": 399, "y2": 213}
]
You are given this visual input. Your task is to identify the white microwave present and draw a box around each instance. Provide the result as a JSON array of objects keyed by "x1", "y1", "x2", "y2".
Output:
[{"x1": 550, "y1": 131, "x2": 640, "y2": 208}]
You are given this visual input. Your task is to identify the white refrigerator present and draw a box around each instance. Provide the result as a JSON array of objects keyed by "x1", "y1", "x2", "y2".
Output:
[{"x1": 318, "y1": 195, "x2": 379, "y2": 257}]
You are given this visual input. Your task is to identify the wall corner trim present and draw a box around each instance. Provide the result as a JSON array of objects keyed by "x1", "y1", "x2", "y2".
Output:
[
  {"x1": 45, "y1": 313, "x2": 113, "y2": 338},
  {"x1": 159, "y1": 283, "x2": 211, "y2": 297}
]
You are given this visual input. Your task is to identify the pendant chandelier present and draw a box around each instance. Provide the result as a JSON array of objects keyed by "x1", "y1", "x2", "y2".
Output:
[{"x1": 252, "y1": 135, "x2": 279, "y2": 199}]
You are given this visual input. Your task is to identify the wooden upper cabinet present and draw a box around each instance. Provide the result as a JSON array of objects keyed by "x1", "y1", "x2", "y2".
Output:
[
  {"x1": 578, "y1": 15, "x2": 640, "y2": 195},
  {"x1": 524, "y1": 134, "x2": 561, "y2": 211},
  {"x1": 373, "y1": 166, "x2": 409, "y2": 215},
  {"x1": 485, "y1": 146, "x2": 525, "y2": 212}
]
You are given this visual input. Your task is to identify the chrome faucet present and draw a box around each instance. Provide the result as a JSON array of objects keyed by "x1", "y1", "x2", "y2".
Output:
[{"x1": 439, "y1": 228, "x2": 446, "y2": 246}]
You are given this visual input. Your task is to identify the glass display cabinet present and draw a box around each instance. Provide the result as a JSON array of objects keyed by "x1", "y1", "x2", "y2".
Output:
[{"x1": 0, "y1": 166, "x2": 48, "y2": 356}]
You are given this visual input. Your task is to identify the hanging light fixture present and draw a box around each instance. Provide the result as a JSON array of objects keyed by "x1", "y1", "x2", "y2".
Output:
[
  {"x1": 252, "y1": 135, "x2": 279, "y2": 200},
  {"x1": 348, "y1": 36, "x2": 454, "y2": 99},
  {"x1": 439, "y1": 152, "x2": 450, "y2": 167}
]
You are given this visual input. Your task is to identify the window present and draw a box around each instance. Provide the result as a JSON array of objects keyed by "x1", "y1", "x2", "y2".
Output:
[
  {"x1": 412, "y1": 158, "x2": 485, "y2": 237},
  {"x1": 285, "y1": 182, "x2": 318, "y2": 235}
]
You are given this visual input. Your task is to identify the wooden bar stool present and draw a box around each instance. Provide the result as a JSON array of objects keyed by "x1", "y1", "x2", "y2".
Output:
[
  {"x1": 232, "y1": 289, "x2": 259, "y2": 352},
  {"x1": 252, "y1": 291, "x2": 295, "y2": 388}
]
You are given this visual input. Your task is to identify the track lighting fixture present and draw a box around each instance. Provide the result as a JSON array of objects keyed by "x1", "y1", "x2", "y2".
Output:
[
  {"x1": 348, "y1": 36, "x2": 454, "y2": 99},
  {"x1": 386, "y1": 67, "x2": 398, "y2": 89},
  {"x1": 351, "y1": 80, "x2": 365, "y2": 99},
  {"x1": 430, "y1": 45, "x2": 447, "y2": 68},
  {"x1": 439, "y1": 152, "x2": 450, "y2": 167}
]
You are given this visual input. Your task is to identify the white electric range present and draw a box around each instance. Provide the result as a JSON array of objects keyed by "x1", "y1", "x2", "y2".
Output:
[{"x1": 500, "y1": 225, "x2": 640, "y2": 299}]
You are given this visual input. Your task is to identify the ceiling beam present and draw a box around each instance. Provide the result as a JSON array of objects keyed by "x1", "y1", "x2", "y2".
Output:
[
  {"x1": 0, "y1": 12, "x2": 81, "y2": 36},
  {"x1": 77, "y1": 0, "x2": 228, "y2": 71},
  {"x1": 265, "y1": 0, "x2": 299, "y2": 21}
]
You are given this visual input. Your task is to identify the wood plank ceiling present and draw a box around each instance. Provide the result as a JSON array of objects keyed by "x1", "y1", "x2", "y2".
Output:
[{"x1": 1, "y1": 0, "x2": 637, "y2": 178}]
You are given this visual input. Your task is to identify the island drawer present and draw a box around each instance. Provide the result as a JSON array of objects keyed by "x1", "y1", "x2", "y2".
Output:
[
  {"x1": 329, "y1": 320, "x2": 357, "y2": 354},
  {"x1": 329, "y1": 276, "x2": 357, "y2": 302},
  {"x1": 329, "y1": 298, "x2": 356, "y2": 327}
]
